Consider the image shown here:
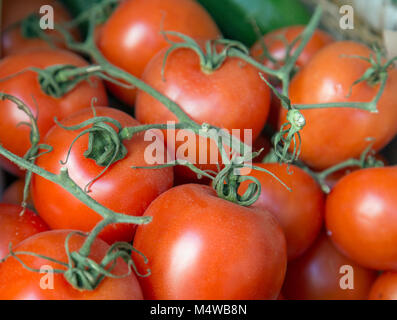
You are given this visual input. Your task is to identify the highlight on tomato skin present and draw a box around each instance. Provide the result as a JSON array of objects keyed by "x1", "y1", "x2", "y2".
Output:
[
  {"x1": 98, "y1": 0, "x2": 221, "y2": 106},
  {"x1": 250, "y1": 25, "x2": 334, "y2": 129},
  {"x1": 135, "y1": 45, "x2": 271, "y2": 182},
  {"x1": 0, "y1": 0, "x2": 396, "y2": 302},
  {"x1": 132, "y1": 184, "x2": 287, "y2": 300},
  {"x1": 325, "y1": 166, "x2": 397, "y2": 271},
  {"x1": 282, "y1": 232, "x2": 377, "y2": 300},
  {"x1": 280, "y1": 41, "x2": 397, "y2": 170},
  {"x1": 31, "y1": 107, "x2": 174, "y2": 244},
  {"x1": 239, "y1": 163, "x2": 325, "y2": 261},
  {"x1": 0, "y1": 230, "x2": 144, "y2": 300},
  {"x1": 0, "y1": 48, "x2": 109, "y2": 176}
]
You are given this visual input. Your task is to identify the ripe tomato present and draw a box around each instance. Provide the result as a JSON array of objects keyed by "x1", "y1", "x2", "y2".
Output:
[
  {"x1": 2, "y1": 0, "x2": 78, "y2": 57},
  {"x1": 136, "y1": 46, "x2": 271, "y2": 181},
  {"x1": 322, "y1": 153, "x2": 387, "y2": 191},
  {"x1": 369, "y1": 272, "x2": 397, "y2": 300},
  {"x1": 0, "y1": 49, "x2": 108, "y2": 175},
  {"x1": 251, "y1": 26, "x2": 333, "y2": 129},
  {"x1": 0, "y1": 203, "x2": 48, "y2": 259},
  {"x1": 98, "y1": 0, "x2": 221, "y2": 105},
  {"x1": 1, "y1": 179, "x2": 34, "y2": 208},
  {"x1": 0, "y1": 230, "x2": 143, "y2": 300},
  {"x1": 325, "y1": 166, "x2": 397, "y2": 271},
  {"x1": 281, "y1": 41, "x2": 397, "y2": 169},
  {"x1": 282, "y1": 232, "x2": 377, "y2": 300},
  {"x1": 239, "y1": 163, "x2": 324, "y2": 261},
  {"x1": 31, "y1": 107, "x2": 174, "y2": 244},
  {"x1": 251, "y1": 26, "x2": 333, "y2": 69},
  {"x1": 133, "y1": 184, "x2": 287, "y2": 300}
]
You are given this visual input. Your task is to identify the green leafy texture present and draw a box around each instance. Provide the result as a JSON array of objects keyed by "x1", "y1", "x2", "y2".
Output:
[{"x1": 197, "y1": 0, "x2": 311, "y2": 46}]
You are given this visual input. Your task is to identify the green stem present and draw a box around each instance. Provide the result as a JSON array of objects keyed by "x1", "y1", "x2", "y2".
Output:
[{"x1": 0, "y1": 143, "x2": 151, "y2": 226}]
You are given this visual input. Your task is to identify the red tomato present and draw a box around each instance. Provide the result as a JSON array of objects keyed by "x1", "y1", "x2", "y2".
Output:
[
  {"x1": 251, "y1": 26, "x2": 333, "y2": 129},
  {"x1": 31, "y1": 107, "x2": 174, "y2": 244},
  {"x1": 240, "y1": 163, "x2": 324, "y2": 261},
  {"x1": 0, "y1": 203, "x2": 48, "y2": 259},
  {"x1": 325, "y1": 166, "x2": 397, "y2": 271},
  {"x1": 133, "y1": 184, "x2": 287, "y2": 300},
  {"x1": 1, "y1": 179, "x2": 34, "y2": 208},
  {"x1": 2, "y1": 0, "x2": 78, "y2": 57},
  {"x1": 322, "y1": 153, "x2": 387, "y2": 191},
  {"x1": 282, "y1": 232, "x2": 377, "y2": 300},
  {"x1": 136, "y1": 46, "x2": 271, "y2": 181},
  {"x1": 281, "y1": 41, "x2": 397, "y2": 169},
  {"x1": 98, "y1": 0, "x2": 221, "y2": 105},
  {"x1": 0, "y1": 230, "x2": 143, "y2": 300},
  {"x1": 369, "y1": 272, "x2": 397, "y2": 300},
  {"x1": 251, "y1": 26, "x2": 333, "y2": 69},
  {"x1": 0, "y1": 49, "x2": 108, "y2": 175}
]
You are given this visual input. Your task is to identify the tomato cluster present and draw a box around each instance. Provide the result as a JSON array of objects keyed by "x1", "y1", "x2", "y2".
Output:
[{"x1": 0, "y1": 0, "x2": 396, "y2": 301}]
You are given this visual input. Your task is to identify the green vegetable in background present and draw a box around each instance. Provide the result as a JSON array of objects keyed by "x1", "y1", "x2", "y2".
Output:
[
  {"x1": 60, "y1": 0, "x2": 311, "y2": 47},
  {"x1": 197, "y1": 0, "x2": 311, "y2": 46},
  {"x1": 60, "y1": 0, "x2": 101, "y2": 17}
]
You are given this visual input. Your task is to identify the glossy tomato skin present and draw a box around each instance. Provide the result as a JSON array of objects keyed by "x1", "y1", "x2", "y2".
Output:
[
  {"x1": 251, "y1": 26, "x2": 333, "y2": 129},
  {"x1": 0, "y1": 203, "x2": 49, "y2": 259},
  {"x1": 0, "y1": 49, "x2": 108, "y2": 175},
  {"x1": 240, "y1": 163, "x2": 324, "y2": 261},
  {"x1": 2, "y1": 0, "x2": 78, "y2": 57},
  {"x1": 0, "y1": 230, "x2": 143, "y2": 300},
  {"x1": 136, "y1": 47, "x2": 271, "y2": 181},
  {"x1": 99, "y1": 0, "x2": 221, "y2": 106},
  {"x1": 281, "y1": 41, "x2": 397, "y2": 169},
  {"x1": 369, "y1": 272, "x2": 397, "y2": 300},
  {"x1": 133, "y1": 184, "x2": 287, "y2": 300},
  {"x1": 31, "y1": 107, "x2": 174, "y2": 244},
  {"x1": 325, "y1": 167, "x2": 397, "y2": 271},
  {"x1": 282, "y1": 232, "x2": 377, "y2": 300},
  {"x1": 251, "y1": 26, "x2": 333, "y2": 69}
]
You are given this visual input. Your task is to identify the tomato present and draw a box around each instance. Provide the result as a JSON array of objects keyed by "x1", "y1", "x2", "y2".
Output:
[
  {"x1": 0, "y1": 230, "x2": 143, "y2": 300},
  {"x1": 0, "y1": 49, "x2": 108, "y2": 175},
  {"x1": 136, "y1": 46, "x2": 271, "y2": 181},
  {"x1": 2, "y1": 0, "x2": 78, "y2": 57},
  {"x1": 240, "y1": 163, "x2": 324, "y2": 261},
  {"x1": 250, "y1": 26, "x2": 333, "y2": 129},
  {"x1": 281, "y1": 41, "x2": 397, "y2": 170},
  {"x1": 133, "y1": 184, "x2": 287, "y2": 300},
  {"x1": 98, "y1": 0, "x2": 221, "y2": 106},
  {"x1": 1, "y1": 179, "x2": 34, "y2": 208},
  {"x1": 251, "y1": 26, "x2": 333, "y2": 69},
  {"x1": 0, "y1": 203, "x2": 48, "y2": 259},
  {"x1": 322, "y1": 153, "x2": 387, "y2": 191},
  {"x1": 31, "y1": 107, "x2": 174, "y2": 244},
  {"x1": 325, "y1": 166, "x2": 397, "y2": 271},
  {"x1": 282, "y1": 232, "x2": 377, "y2": 300},
  {"x1": 369, "y1": 272, "x2": 397, "y2": 300}
]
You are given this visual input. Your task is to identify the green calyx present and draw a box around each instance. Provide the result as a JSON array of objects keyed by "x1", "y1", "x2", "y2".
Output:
[
  {"x1": 84, "y1": 122, "x2": 127, "y2": 167},
  {"x1": 161, "y1": 31, "x2": 250, "y2": 77},
  {"x1": 55, "y1": 113, "x2": 128, "y2": 192},
  {"x1": 35, "y1": 65, "x2": 92, "y2": 98},
  {"x1": 344, "y1": 48, "x2": 397, "y2": 89}
]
